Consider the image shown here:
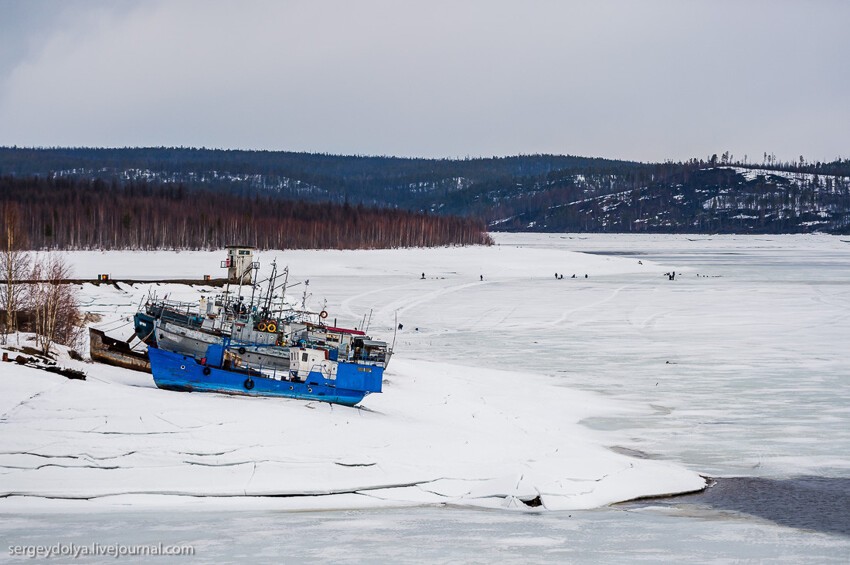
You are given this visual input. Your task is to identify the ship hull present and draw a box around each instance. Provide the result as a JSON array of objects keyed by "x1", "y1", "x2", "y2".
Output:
[
  {"x1": 147, "y1": 317, "x2": 291, "y2": 371},
  {"x1": 148, "y1": 347, "x2": 373, "y2": 406}
]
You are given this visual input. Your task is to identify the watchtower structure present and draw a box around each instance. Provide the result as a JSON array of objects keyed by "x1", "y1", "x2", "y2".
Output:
[{"x1": 221, "y1": 246, "x2": 258, "y2": 284}]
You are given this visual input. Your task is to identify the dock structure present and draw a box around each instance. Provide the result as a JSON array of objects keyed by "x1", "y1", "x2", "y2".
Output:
[
  {"x1": 3, "y1": 246, "x2": 259, "y2": 288},
  {"x1": 0, "y1": 278, "x2": 232, "y2": 286}
]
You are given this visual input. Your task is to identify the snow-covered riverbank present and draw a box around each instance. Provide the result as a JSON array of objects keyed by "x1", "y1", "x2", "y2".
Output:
[
  {"x1": 1, "y1": 240, "x2": 705, "y2": 512},
  {"x1": 0, "y1": 354, "x2": 705, "y2": 511}
]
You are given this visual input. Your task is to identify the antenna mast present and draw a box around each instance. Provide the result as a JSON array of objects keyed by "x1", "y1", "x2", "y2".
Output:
[{"x1": 300, "y1": 280, "x2": 311, "y2": 311}]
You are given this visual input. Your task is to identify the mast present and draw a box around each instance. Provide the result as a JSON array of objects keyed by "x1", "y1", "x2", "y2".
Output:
[
  {"x1": 300, "y1": 280, "x2": 310, "y2": 311},
  {"x1": 248, "y1": 260, "x2": 260, "y2": 311},
  {"x1": 276, "y1": 266, "x2": 290, "y2": 319}
]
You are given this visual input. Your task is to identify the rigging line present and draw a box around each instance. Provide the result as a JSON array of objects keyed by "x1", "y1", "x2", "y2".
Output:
[
  {"x1": 101, "y1": 316, "x2": 130, "y2": 329},
  {"x1": 103, "y1": 320, "x2": 133, "y2": 333},
  {"x1": 93, "y1": 318, "x2": 132, "y2": 332},
  {"x1": 132, "y1": 327, "x2": 156, "y2": 351}
]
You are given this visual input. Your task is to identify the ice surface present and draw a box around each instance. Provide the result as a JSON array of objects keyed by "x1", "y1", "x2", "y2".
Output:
[
  {"x1": 2, "y1": 234, "x2": 850, "y2": 560},
  {"x1": 0, "y1": 241, "x2": 708, "y2": 512},
  {"x1": 0, "y1": 349, "x2": 705, "y2": 510}
]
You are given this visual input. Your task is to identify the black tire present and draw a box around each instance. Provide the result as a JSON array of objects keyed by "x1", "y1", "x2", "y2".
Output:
[
  {"x1": 202, "y1": 367, "x2": 211, "y2": 376},
  {"x1": 238, "y1": 347, "x2": 246, "y2": 355},
  {"x1": 244, "y1": 378, "x2": 254, "y2": 390}
]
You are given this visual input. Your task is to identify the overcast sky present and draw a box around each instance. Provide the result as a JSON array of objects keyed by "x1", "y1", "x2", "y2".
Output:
[{"x1": 1, "y1": 0, "x2": 847, "y2": 163}]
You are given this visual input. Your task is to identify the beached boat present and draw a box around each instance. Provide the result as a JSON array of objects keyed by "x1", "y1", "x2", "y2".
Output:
[
  {"x1": 89, "y1": 327, "x2": 151, "y2": 373},
  {"x1": 135, "y1": 253, "x2": 390, "y2": 405},
  {"x1": 134, "y1": 259, "x2": 322, "y2": 370},
  {"x1": 135, "y1": 298, "x2": 372, "y2": 372},
  {"x1": 148, "y1": 339, "x2": 384, "y2": 406}
]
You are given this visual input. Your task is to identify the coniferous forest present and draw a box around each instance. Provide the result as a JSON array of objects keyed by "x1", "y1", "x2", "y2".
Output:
[
  {"x1": 0, "y1": 176, "x2": 492, "y2": 250},
  {"x1": 2, "y1": 147, "x2": 849, "y2": 238}
]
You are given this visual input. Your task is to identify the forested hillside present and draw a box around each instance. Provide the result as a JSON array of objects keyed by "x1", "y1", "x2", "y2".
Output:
[
  {"x1": 2, "y1": 147, "x2": 849, "y2": 234},
  {"x1": 0, "y1": 147, "x2": 630, "y2": 207},
  {"x1": 0, "y1": 176, "x2": 491, "y2": 250},
  {"x1": 496, "y1": 164, "x2": 850, "y2": 233}
]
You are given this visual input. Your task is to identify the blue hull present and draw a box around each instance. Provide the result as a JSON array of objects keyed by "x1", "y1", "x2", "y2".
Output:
[{"x1": 148, "y1": 348, "x2": 378, "y2": 406}]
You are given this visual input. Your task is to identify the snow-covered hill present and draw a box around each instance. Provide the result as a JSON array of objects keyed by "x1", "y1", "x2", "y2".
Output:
[{"x1": 514, "y1": 166, "x2": 850, "y2": 233}]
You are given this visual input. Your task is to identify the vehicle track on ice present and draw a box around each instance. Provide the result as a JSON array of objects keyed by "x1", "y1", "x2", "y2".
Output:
[
  {"x1": 341, "y1": 280, "x2": 492, "y2": 325},
  {"x1": 519, "y1": 284, "x2": 633, "y2": 330}
]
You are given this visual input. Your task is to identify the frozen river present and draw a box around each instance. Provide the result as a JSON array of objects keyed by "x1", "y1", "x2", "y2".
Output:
[{"x1": 2, "y1": 234, "x2": 849, "y2": 562}]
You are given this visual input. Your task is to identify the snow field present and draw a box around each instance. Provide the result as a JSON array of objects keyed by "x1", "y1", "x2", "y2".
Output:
[{"x1": 0, "y1": 241, "x2": 705, "y2": 511}]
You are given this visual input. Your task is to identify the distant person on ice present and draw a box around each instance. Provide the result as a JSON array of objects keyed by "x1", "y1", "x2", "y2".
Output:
[{"x1": 421, "y1": 272, "x2": 425, "y2": 279}]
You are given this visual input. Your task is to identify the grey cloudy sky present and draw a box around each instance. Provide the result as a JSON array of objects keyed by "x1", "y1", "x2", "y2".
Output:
[{"x1": 1, "y1": 0, "x2": 848, "y2": 163}]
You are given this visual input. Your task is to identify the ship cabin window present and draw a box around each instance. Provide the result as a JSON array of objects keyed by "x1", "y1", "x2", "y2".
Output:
[
  {"x1": 302, "y1": 352, "x2": 309, "y2": 362},
  {"x1": 365, "y1": 348, "x2": 386, "y2": 363},
  {"x1": 360, "y1": 340, "x2": 388, "y2": 363}
]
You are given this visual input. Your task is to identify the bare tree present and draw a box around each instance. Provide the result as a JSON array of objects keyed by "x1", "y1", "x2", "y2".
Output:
[
  {"x1": 1, "y1": 205, "x2": 31, "y2": 345},
  {"x1": 28, "y1": 255, "x2": 80, "y2": 356}
]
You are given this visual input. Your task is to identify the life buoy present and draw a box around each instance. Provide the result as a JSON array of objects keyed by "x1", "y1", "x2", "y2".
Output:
[
  {"x1": 202, "y1": 367, "x2": 211, "y2": 376},
  {"x1": 319, "y1": 310, "x2": 328, "y2": 319},
  {"x1": 266, "y1": 322, "x2": 277, "y2": 333},
  {"x1": 244, "y1": 378, "x2": 254, "y2": 390},
  {"x1": 257, "y1": 321, "x2": 267, "y2": 332}
]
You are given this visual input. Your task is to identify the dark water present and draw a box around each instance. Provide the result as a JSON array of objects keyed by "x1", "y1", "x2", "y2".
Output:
[{"x1": 626, "y1": 476, "x2": 850, "y2": 537}]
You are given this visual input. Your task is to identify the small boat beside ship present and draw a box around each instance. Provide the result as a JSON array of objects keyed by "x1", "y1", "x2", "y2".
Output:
[{"x1": 89, "y1": 327, "x2": 151, "y2": 373}]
